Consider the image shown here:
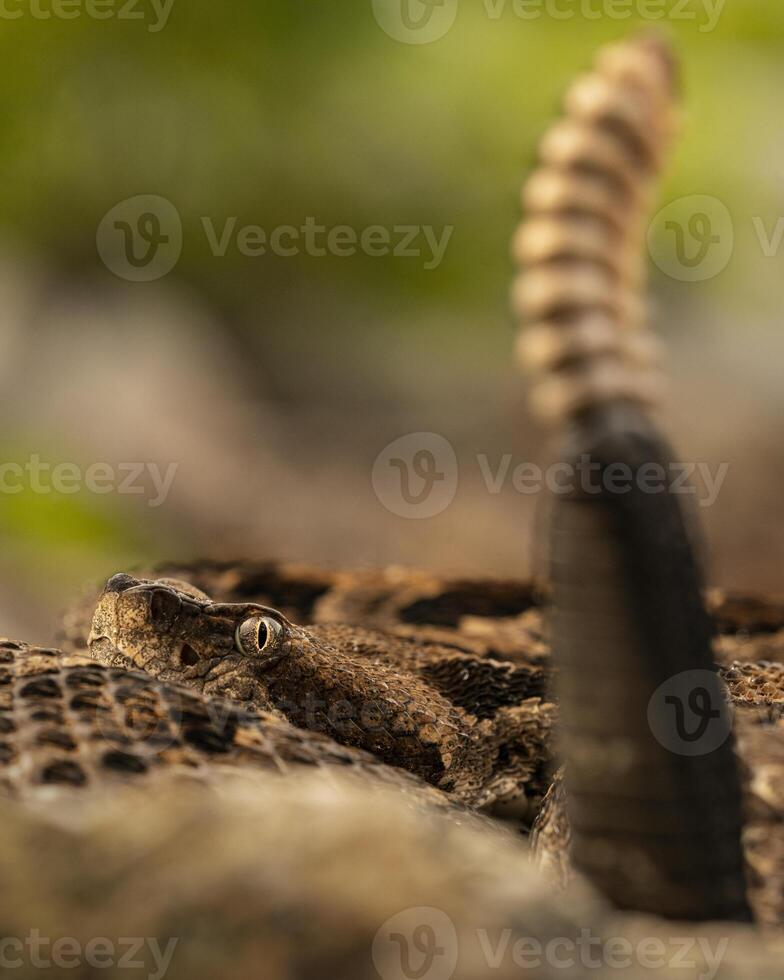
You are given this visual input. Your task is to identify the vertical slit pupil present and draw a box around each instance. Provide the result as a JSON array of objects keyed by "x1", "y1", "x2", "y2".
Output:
[{"x1": 257, "y1": 620, "x2": 269, "y2": 649}]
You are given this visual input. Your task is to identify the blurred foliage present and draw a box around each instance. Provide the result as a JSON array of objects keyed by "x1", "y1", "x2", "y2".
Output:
[
  {"x1": 0, "y1": 439, "x2": 178, "y2": 607},
  {"x1": 1, "y1": 1, "x2": 783, "y2": 313},
  {"x1": 0, "y1": 1, "x2": 783, "y2": 613}
]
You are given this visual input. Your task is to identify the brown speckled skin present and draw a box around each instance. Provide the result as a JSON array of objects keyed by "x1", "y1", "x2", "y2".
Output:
[
  {"x1": 74, "y1": 561, "x2": 784, "y2": 919},
  {"x1": 532, "y1": 672, "x2": 784, "y2": 928},
  {"x1": 0, "y1": 637, "x2": 462, "y2": 814},
  {"x1": 59, "y1": 558, "x2": 548, "y2": 664},
  {"x1": 6, "y1": 773, "x2": 783, "y2": 980},
  {"x1": 62, "y1": 560, "x2": 784, "y2": 670},
  {"x1": 80, "y1": 566, "x2": 784, "y2": 813},
  {"x1": 88, "y1": 574, "x2": 555, "y2": 809}
]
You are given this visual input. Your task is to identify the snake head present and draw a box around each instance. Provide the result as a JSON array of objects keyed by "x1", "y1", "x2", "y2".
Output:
[{"x1": 89, "y1": 573, "x2": 294, "y2": 702}]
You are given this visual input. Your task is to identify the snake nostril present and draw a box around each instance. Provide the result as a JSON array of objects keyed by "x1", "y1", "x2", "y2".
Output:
[
  {"x1": 179, "y1": 644, "x2": 200, "y2": 667},
  {"x1": 105, "y1": 573, "x2": 138, "y2": 594}
]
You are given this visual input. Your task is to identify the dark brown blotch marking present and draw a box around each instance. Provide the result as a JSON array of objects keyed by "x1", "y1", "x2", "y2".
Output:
[
  {"x1": 30, "y1": 707, "x2": 64, "y2": 723},
  {"x1": 70, "y1": 691, "x2": 108, "y2": 712},
  {"x1": 65, "y1": 669, "x2": 106, "y2": 689},
  {"x1": 176, "y1": 706, "x2": 212, "y2": 726},
  {"x1": 102, "y1": 749, "x2": 149, "y2": 774},
  {"x1": 20, "y1": 677, "x2": 62, "y2": 699},
  {"x1": 183, "y1": 726, "x2": 233, "y2": 754},
  {"x1": 36, "y1": 729, "x2": 77, "y2": 751},
  {"x1": 114, "y1": 683, "x2": 158, "y2": 704},
  {"x1": 39, "y1": 760, "x2": 87, "y2": 786}
]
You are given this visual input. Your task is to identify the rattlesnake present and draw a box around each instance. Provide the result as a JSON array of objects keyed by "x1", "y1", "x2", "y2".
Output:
[
  {"x1": 0, "y1": 565, "x2": 780, "y2": 977},
  {"x1": 77, "y1": 32, "x2": 784, "y2": 929},
  {"x1": 0, "y1": 31, "x2": 781, "y2": 980},
  {"x1": 85, "y1": 572, "x2": 555, "y2": 812},
  {"x1": 68, "y1": 561, "x2": 784, "y2": 928},
  {"x1": 0, "y1": 637, "x2": 463, "y2": 815}
]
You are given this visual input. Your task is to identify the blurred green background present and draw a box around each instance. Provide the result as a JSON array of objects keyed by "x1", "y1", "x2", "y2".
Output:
[{"x1": 1, "y1": 0, "x2": 783, "y2": 640}]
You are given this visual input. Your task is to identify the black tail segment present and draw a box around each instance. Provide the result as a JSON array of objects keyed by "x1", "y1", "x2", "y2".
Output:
[
  {"x1": 513, "y1": 34, "x2": 752, "y2": 920},
  {"x1": 550, "y1": 400, "x2": 751, "y2": 922}
]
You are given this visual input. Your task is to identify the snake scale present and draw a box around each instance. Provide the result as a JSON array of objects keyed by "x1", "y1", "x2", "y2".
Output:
[{"x1": 59, "y1": 557, "x2": 784, "y2": 928}]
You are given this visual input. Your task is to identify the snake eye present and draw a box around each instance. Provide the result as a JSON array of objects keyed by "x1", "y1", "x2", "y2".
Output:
[{"x1": 235, "y1": 615, "x2": 285, "y2": 660}]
